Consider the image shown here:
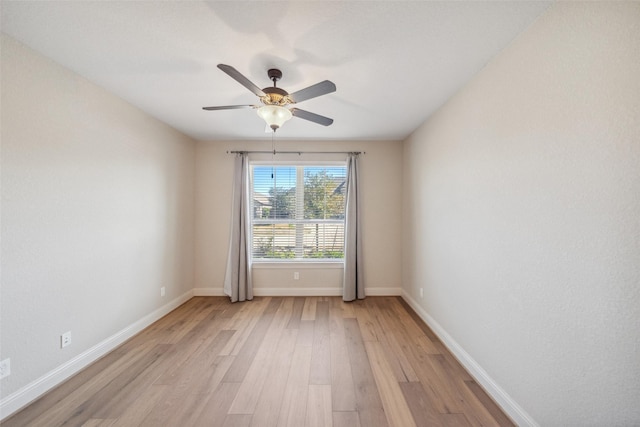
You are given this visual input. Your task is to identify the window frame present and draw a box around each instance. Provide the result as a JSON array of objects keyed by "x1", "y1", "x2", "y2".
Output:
[{"x1": 249, "y1": 160, "x2": 347, "y2": 264}]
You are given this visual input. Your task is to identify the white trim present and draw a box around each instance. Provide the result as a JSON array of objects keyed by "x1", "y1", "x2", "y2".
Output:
[
  {"x1": 0, "y1": 290, "x2": 193, "y2": 421},
  {"x1": 401, "y1": 290, "x2": 539, "y2": 427},
  {"x1": 251, "y1": 262, "x2": 344, "y2": 269}
]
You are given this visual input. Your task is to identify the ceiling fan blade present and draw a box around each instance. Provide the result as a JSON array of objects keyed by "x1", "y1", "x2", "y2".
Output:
[
  {"x1": 290, "y1": 108, "x2": 334, "y2": 126},
  {"x1": 202, "y1": 105, "x2": 255, "y2": 111},
  {"x1": 289, "y1": 80, "x2": 336, "y2": 103},
  {"x1": 217, "y1": 64, "x2": 265, "y2": 97}
]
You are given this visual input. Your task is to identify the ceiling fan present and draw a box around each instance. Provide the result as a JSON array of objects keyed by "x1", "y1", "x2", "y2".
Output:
[{"x1": 203, "y1": 64, "x2": 336, "y2": 132}]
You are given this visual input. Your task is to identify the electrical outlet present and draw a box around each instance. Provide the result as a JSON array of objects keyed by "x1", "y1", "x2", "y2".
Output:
[
  {"x1": 61, "y1": 331, "x2": 72, "y2": 348},
  {"x1": 419, "y1": 288, "x2": 424, "y2": 298},
  {"x1": 294, "y1": 272, "x2": 299, "y2": 280},
  {"x1": 160, "y1": 287, "x2": 166, "y2": 297},
  {"x1": 0, "y1": 358, "x2": 10, "y2": 379}
]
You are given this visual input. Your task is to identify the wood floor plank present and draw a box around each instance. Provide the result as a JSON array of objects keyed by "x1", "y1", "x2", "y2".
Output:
[
  {"x1": 440, "y1": 413, "x2": 474, "y2": 427},
  {"x1": 223, "y1": 414, "x2": 253, "y2": 427},
  {"x1": 277, "y1": 344, "x2": 312, "y2": 427},
  {"x1": 354, "y1": 300, "x2": 383, "y2": 342},
  {"x1": 430, "y1": 354, "x2": 502, "y2": 426},
  {"x1": 367, "y1": 312, "x2": 450, "y2": 414},
  {"x1": 161, "y1": 318, "x2": 202, "y2": 346},
  {"x1": 229, "y1": 297, "x2": 292, "y2": 414},
  {"x1": 301, "y1": 296, "x2": 317, "y2": 320},
  {"x1": 305, "y1": 385, "x2": 333, "y2": 427},
  {"x1": 175, "y1": 307, "x2": 227, "y2": 343},
  {"x1": 140, "y1": 341, "x2": 237, "y2": 425},
  {"x1": 286, "y1": 296, "x2": 306, "y2": 329},
  {"x1": 153, "y1": 327, "x2": 234, "y2": 386},
  {"x1": 310, "y1": 301, "x2": 331, "y2": 385},
  {"x1": 92, "y1": 344, "x2": 179, "y2": 419},
  {"x1": 454, "y1": 380, "x2": 502, "y2": 427},
  {"x1": 192, "y1": 382, "x2": 242, "y2": 427},
  {"x1": 52, "y1": 344, "x2": 172, "y2": 426},
  {"x1": 129, "y1": 298, "x2": 210, "y2": 347},
  {"x1": 329, "y1": 307, "x2": 357, "y2": 412},
  {"x1": 296, "y1": 319, "x2": 315, "y2": 347},
  {"x1": 373, "y1": 301, "x2": 464, "y2": 415},
  {"x1": 138, "y1": 386, "x2": 206, "y2": 427},
  {"x1": 379, "y1": 328, "x2": 420, "y2": 383},
  {"x1": 197, "y1": 355, "x2": 236, "y2": 394},
  {"x1": 82, "y1": 419, "x2": 117, "y2": 426},
  {"x1": 393, "y1": 297, "x2": 477, "y2": 385},
  {"x1": 366, "y1": 298, "x2": 420, "y2": 383},
  {"x1": 4, "y1": 297, "x2": 514, "y2": 427},
  {"x1": 250, "y1": 329, "x2": 298, "y2": 427},
  {"x1": 190, "y1": 297, "x2": 228, "y2": 320},
  {"x1": 220, "y1": 297, "x2": 271, "y2": 356},
  {"x1": 396, "y1": 297, "x2": 441, "y2": 343},
  {"x1": 365, "y1": 341, "x2": 417, "y2": 427},
  {"x1": 229, "y1": 348, "x2": 277, "y2": 414},
  {"x1": 343, "y1": 318, "x2": 388, "y2": 427},
  {"x1": 217, "y1": 298, "x2": 249, "y2": 319},
  {"x1": 331, "y1": 297, "x2": 356, "y2": 319},
  {"x1": 432, "y1": 342, "x2": 475, "y2": 382},
  {"x1": 223, "y1": 297, "x2": 283, "y2": 382},
  {"x1": 421, "y1": 354, "x2": 467, "y2": 414},
  {"x1": 110, "y1": 384, "x2": 170, "y2": 427},
  {"x1": 332, "y1": 411, "x2": 361, "y2": 427},
  {"x1": 464, "y1": 380, "x2": 515, "y2": 427},
  {"x1": 20, "y1": 343, "x2": 158, "y2": 427},
  {"x1": 383, "y1": 298, "x2": 440, "y2": 355},
  {"x1": 400, "y1": 381, "x2": 444, "y2": 427}
]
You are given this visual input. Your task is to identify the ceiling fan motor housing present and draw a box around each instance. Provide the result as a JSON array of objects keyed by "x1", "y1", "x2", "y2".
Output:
[
  {"x1": 261, "y1": 87, "x2": 292, "y2": 106},
  {"x1": 267, "y1": 68, "x2": 283, "y2": 82}
]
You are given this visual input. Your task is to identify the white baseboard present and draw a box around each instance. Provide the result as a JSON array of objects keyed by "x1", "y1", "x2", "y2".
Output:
[
  {"x1": 401, "y1": 291, "x2": 539, "y2": 427},
  {"x1": 193, "y1": 286, "x2": 402, "y2": 297},
  {"x1": 0, "y1": 290, "x2": 194, "y2": 421}
]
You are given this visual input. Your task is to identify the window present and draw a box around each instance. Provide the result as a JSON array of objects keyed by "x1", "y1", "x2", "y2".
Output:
[{"x1": 251, "y1": 163, "x2": 346, "y2": 261}]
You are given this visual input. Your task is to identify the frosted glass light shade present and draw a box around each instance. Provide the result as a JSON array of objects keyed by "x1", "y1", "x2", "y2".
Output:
[{"x1": 257, "y1": 105, "x2": 293, "y2": 131}]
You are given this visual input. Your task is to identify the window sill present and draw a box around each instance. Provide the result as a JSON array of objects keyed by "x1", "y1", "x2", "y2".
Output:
[{"x1": 252, "y1": 261, "x2": 344, "y2": 269}]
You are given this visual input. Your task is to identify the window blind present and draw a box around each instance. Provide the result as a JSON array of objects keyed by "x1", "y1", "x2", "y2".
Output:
[{"x1": 251, "y1": 164, "x2": 346, "y2": 260}]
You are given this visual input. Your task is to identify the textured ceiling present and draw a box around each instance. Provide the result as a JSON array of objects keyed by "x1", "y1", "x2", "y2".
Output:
[{"x1": 1, "y1": 1, "x2": 551, "y2": 141}]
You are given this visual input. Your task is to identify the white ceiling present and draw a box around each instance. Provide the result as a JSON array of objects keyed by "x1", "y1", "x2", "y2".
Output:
[{"x1": 1, "y1": 1, "x2": 551, "y2": 142}]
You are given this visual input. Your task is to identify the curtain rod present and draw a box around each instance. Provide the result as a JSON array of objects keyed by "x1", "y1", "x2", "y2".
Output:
[{"x1": 227, "y1": 150, "x2": 364, "y2": 155}]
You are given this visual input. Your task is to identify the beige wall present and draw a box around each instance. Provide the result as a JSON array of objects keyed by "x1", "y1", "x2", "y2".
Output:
[
  {"x1": 1, "y1": 35, "x2": 196, "y2": 410},
  {"x1": 195, "y1": 139, "x2": 403, "y2": 296},
  {"x1": 402, "y1": 3, "x2": 640, "y2": 425}
]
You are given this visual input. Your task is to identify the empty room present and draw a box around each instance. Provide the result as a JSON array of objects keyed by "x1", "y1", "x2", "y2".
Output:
[{"x1": 1, "y1": 1, "x2": 638, "y2": 426}]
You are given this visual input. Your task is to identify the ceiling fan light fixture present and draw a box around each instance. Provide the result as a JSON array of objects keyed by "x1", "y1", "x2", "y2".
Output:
[{"x1": 257, "y1": 105, "x2": 292, "y2": 131}]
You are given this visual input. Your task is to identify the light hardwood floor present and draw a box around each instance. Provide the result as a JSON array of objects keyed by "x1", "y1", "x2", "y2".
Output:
[{"x1": 4, "y1": 296, "x2": 515, "y2": 427}]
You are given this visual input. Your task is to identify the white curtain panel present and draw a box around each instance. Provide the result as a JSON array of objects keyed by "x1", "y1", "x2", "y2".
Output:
[
  {"x1": 343, "y1": 153, "x2": 364, "y2": 301},
  {"x1": 223, "y1": 153, "x2": 253, "y2": 302}
]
